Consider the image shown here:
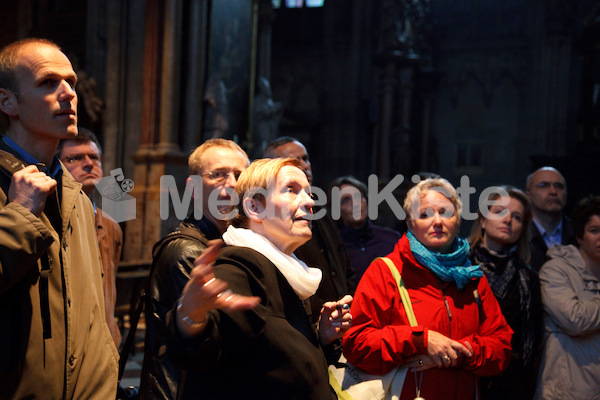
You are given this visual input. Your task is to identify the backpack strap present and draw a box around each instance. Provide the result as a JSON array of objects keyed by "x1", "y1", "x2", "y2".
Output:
[
  {"x1": 376, "y1": 257, "x2": 418, "y2": 327},
  {"x1": 0, "y1": 149, "x2": 28, "y2": 177},
  {"x1": 0, "y1": 149, "x2": 54, "y2": 339}
]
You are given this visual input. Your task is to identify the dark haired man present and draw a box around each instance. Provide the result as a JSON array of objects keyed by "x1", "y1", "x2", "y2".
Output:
[{"x1": 58, "y1": 128, "x2": 123, "y2": 348}]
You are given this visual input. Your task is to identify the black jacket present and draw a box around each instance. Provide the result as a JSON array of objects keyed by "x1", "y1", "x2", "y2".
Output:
[
  {"x1": 528, "y1": 216, "x2": 575, "y2": 272},
  {"x1": 139, "y1": 217, "x2": 221, "y2": 400},
  {"x1": 294, "y1": 208, "x2": 356, "y2": 306},
  {"x1": 165, "y1": 246, "x2": 338, "y2": 400}
]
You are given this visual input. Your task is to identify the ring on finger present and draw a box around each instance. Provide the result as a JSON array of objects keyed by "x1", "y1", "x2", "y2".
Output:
[
  {"x1": 443, "y1": 355, "x2": 450, "y2": 362},
  {"x1": 203, "y1": 277, "x2": 216, "y2": 287}
]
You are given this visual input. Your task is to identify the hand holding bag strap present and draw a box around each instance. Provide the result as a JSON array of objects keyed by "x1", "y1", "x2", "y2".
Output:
[
  {"x1": 329, "y1": 257, "x2": 415, "y2": 400},
  {"x1": 375, "y1": 257, "x2": 417, "y2": 327}
]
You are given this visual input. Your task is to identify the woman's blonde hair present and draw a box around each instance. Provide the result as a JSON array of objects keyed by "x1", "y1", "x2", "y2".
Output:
[
  {"x1": 403, "y1": 178, "x2": 462, "y2": 224},
  {"x1": 468, "y1": 185, "x2": 532, "y2": 263},
  {"x1": 230, "y1": 157, "x2": 302, "y2": 228}
]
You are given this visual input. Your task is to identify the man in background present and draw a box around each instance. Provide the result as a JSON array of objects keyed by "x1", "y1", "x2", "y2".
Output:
[
  {"x1": 263, "y1": 137, "x2": 356, "y2": 305},
  {"x1": 57, "y1": 128, "x2": 123, "y2": 348},
  {"x1": 525, "y1": 166, "x2": 575, "y2": 271}
]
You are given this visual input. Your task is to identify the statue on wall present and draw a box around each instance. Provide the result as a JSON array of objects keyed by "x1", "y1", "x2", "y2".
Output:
[
  {"x1": 380, "y1": 0, "x2": 431, "y2": 55},
  {"x1": 252, "y1": 76, "x2": 284, "y2": 156},
  {"x1": 203, "y1": 57, "x2": 232, "y2": 139}
]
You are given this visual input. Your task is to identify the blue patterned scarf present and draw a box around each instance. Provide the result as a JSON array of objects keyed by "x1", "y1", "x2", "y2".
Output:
[{"x1": 406, "y1": 230, "x2": 483, "y2": 290}]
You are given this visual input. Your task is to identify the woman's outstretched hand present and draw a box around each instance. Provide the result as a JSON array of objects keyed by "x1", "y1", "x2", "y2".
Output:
[{"x1": 177, "y1": 240, "x2": 261, "y2": 337}]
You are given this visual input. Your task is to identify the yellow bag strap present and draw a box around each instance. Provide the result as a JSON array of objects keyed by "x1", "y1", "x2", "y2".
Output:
[{"x1": 376, "y1": 257, "x2": 418, "y2": 327}]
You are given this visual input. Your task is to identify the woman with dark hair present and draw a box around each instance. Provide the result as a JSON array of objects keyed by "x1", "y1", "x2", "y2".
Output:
[
  {"x1": 343, "y1": 178, "x2": 512, "y2": 400},
  {"x1": 328, "y1": 176, "x2": 401, "y2": 284},
  {"x1": 535, "y1": 196, "x2": 600, "y2": 400},
  {"x1": 468, "y1": 186, "x2": 543, "y2": 399}
]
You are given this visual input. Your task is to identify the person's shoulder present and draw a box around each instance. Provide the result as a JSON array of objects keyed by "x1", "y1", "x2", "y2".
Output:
[
  {"x1": 371, "y1": 223, "x2": 401, "y2": 239},
  {"x1": 218, "y1": 245, "x2": 266, "y2": 266},
  {"x1": 153, "y1": 224, "x2": 210, "y2": 260},
  {"x1": 561, "y1": 214, "x2": 576, "y2": 244},
  {"x1": 215, "y1": 246, "x2": 277, "y2": 278},
  {"x1": 96, "y1": 207, "x2": 121, "y2": 227},
  {"x1": 539, "y1": 244, "x2": 583, "y2": 278}
]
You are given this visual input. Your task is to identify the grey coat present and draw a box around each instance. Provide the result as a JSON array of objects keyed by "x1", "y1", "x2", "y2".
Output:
[{"x1": 535, "y1": 245, "x2": 600, "y2": 400}]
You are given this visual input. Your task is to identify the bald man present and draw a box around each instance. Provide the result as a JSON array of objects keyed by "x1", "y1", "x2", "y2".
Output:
[
  {"x1": 263, "y1": 137, "x2": 356, "y2": 310},
  {"x1": 525, "y1": 167, "x2": 575, "y2": 271}
]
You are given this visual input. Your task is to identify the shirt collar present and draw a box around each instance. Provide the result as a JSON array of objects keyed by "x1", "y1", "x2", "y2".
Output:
[
  {"x1": 533, "y1": 217, "x2": 563, "y2": 248},
  {"x1": 2, "y1": 136, "x2": 63, "y2": 179}
]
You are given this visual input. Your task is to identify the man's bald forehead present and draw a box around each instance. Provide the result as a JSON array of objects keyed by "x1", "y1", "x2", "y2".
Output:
[{"x1": 526, "y1": 167, "x2": 566, "y2": 190}]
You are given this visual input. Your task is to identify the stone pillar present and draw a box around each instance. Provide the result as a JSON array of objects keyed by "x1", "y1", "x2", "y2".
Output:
[
  {"x1": 123, "y1": 0, "x2": 188, "y2": 263},
  {"x1": 157, "y1": 0, "x2": 182, "y2": 152},
  {"x1": 377, "y1": 59, "x2": 397, "y2": 181},
  {"x1": 182, "y1": 0, "x2": 210, "y2": 152},
  {"x1": 257, "y1": 0, "x2": 275, "y2": 81},
  {"x1": 375, "y1": 0, "x2": 431, "y2": 179}
]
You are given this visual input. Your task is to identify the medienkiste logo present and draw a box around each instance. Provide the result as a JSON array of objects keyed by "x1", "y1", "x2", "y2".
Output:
[
  {"x1": 94, "y1": 168, "x2": 136, "y2": 223},
  {"x1": 94, "y1": 172, "x2": 515, "y2": 223}
]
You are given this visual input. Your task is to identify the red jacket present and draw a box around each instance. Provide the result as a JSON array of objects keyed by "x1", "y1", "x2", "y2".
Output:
[{"x1": 342, "y1": 235, "x2": 512, "y2": 400}]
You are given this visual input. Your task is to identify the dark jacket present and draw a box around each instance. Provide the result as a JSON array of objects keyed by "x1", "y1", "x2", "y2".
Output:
[
  {"x1": 339, "y1": 220, "x2": 401, "y2": 284},
  {"x1": 139, "y1": 216, "x2": 221, "y2": 400},
  {"x1": 294, "y1": 207, "x2": 356, "y2": 308},
  {"x1": 528, "y1": 216, "x2": 575, "y2": 272},
  {"x1": 469, "y1": 244, "x2": 543, "y2": 400},
  {"x1": 166, "y1": 246, "x2": 338, "y2": 400}
]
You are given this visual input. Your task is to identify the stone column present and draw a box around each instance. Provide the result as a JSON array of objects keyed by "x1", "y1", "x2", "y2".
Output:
[{"x1": 123, "y1": 0, "x2": 188, "y2": 263}]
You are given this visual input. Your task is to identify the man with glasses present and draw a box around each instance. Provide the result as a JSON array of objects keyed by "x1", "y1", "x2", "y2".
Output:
[
  {"x1": 57, "y1": 128, "x2": 123, "y2": 348},
  {"x1": 140, "y1": 138, "x2": 250, "y2": 400},
  {"x1": 526, "y1": 166, "x2": 575, "y2": 271}
]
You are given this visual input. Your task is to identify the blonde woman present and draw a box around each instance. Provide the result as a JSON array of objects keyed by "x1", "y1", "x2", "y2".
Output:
[
  {"x1": 469, "y1": 186, "x2": 542, "y2": 400},
  {"x1": 343, "y1": 178, "x2": 512, "y2": 400},
  {"x1": 167, "y1": 158, "x2": 352, "y2": 400}
]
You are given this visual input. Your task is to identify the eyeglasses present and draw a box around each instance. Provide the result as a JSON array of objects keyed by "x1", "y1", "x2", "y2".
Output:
[
  {"x1": 535, "y1": 182, "x2": 565, "y2": 190},
  {"x1": 201, "y1": 170, "x2": 242, "y2": 182},
  {"x1": 61, "y1": 153, "x2": 102, "y2": 165}
]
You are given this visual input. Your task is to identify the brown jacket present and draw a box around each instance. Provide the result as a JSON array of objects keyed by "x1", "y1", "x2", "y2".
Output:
[
  {"x1": 0, "y1": 153, "x2": 119, "y2": 399},
  {"x1": 96, "y1": 207, "x2": 123, "y2": 348}
]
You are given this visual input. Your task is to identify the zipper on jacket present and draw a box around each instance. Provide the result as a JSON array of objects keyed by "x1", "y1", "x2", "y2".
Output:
[{"x1": 443, "y1": 295, "x2": 452, "y2": 321}]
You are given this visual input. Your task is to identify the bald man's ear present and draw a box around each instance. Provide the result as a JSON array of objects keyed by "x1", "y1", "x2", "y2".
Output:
[
  {"x1": 0, "y1": 89, "x2": 18, "y2": 117},
  {"x1": 243, "y1": 196, "x2": 265, "y2": 223},
  {"x1": 186, "y1": 176, "x2": 203, "y2": 200}
]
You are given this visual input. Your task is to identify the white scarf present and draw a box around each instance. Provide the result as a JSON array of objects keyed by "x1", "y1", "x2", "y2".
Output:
[{"x1": 222, "y1": 226, "x2": 322, "y2": 300}]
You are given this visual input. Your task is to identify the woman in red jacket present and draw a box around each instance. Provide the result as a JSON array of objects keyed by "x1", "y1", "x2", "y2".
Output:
[{"x1": 342, "y1": 178, "x2": 513, "y2": 400}]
